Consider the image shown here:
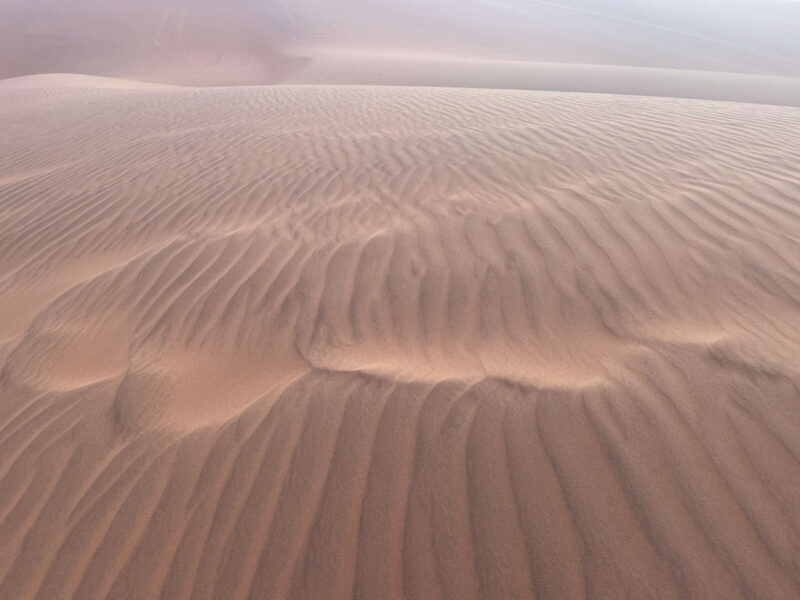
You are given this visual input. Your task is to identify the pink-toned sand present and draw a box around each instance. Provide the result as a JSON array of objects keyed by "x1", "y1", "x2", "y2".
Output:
[{"x1": 1, "y1": 2, "x2": 800, "y2": 599}]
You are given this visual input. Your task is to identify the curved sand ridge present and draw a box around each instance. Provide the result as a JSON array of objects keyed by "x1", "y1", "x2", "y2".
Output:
[{"x1": 1, "y1": 77, "x2": 800, "y2": 598}]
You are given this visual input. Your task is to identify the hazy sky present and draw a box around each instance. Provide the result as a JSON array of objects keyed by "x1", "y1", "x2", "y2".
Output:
[{"x1": 1, "y1": 0, "x2": 799, "y2": 81}]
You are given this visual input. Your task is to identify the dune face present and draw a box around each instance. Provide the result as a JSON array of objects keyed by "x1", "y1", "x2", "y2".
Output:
[{"x1": 1, "y1": 77, "x2": 800, "y2": 599}]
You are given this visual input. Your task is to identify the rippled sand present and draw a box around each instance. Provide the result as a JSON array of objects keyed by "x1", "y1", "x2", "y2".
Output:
[{"x1": 0, "y1": 76, "x2": 799, "y2": 599}]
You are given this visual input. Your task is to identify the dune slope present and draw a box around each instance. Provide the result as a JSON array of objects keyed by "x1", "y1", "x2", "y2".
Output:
[{"x1": 1, "y1": 77, "x2": 800, "y2": 599}]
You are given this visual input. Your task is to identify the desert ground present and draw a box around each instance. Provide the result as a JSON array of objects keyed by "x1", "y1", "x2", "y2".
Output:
[{"x1": 1, "y1": 2, "x2": 800, "y2": 600}]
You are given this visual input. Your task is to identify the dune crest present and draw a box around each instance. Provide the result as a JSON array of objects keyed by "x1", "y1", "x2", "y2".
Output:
[{"x1": 1, "y1": 78, "x2": 799, "y2": 599}]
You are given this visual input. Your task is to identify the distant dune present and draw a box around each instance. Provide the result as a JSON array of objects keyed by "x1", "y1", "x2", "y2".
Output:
[
  {"x1": 1, "y1": 75, "x2": 799, "y2": 599},
  {"x1": 2, "y1": 0, "x2": 800, "y2": 104}
]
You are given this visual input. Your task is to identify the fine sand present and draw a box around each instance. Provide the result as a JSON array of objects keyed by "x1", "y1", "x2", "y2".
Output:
[{"x1": 1, "y1": 75, "x2": 799, "y2": 599}]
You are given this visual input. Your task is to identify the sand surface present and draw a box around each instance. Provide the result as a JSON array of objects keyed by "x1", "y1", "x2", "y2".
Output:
[{"x1": 1, "y1": 75, "x2": 799, "y2": 599}]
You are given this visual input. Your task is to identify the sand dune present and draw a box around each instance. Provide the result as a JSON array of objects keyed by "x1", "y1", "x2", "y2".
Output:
[
  {"x1": 3, "y1": 0, "x2": 800, "y2": 102},
  {"x1": 1, "y1": 75, "x2": 799, "y2": 598},
  {"x1": 284, "y1": 51, "x2": 800, "y2": 107}
]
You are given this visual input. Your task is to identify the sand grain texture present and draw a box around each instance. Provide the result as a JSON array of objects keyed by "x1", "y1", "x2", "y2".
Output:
[{"x1": 0, "y1": 77, "x2": 800, "y2": 599}]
